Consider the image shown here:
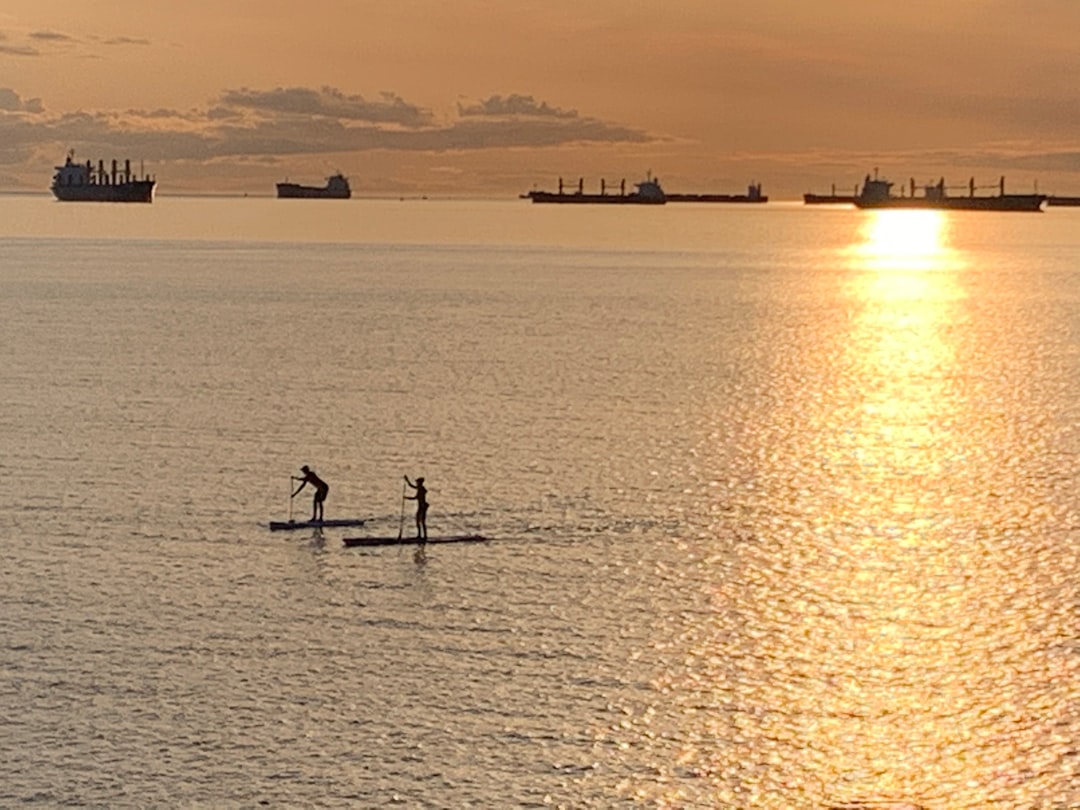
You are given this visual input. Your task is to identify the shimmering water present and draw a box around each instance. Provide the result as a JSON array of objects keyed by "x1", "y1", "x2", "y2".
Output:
[{"x1": 2, "y1": 196, "x2": 1078, "y2": 807}]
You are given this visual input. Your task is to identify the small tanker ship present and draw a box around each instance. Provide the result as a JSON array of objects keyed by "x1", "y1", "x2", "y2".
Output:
[{"x1": 276, "y1": 173, "x2": 351, "y2": 199}]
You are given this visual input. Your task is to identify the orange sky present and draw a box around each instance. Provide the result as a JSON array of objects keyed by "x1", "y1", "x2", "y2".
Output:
[{"x1": 2, "y1": 0, "x2": 1079, "y2": 197}]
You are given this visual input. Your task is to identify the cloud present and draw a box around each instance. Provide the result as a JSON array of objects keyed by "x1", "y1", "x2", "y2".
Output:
[
  {"x1": 200, "y1": 88, "x2": 652, "y2": 155},
  {"x1": 458, "y1": 94, "x2": 578, "y2": 120},
  {"x1": 103, "y1": 36, "x2": 150, "y2": 46},
  {"x1": 29, "y1": 30, "x2": 76, "y2": 43},
  {"x1": 948, "y1": 147, "x2": 1080, "y2": 175},
  {"x1": 218, "y1": 86, "x2": 434, "y2": 127},
  {"x1": 0, "y1": 42, "x2": 38, "y2": 57},
  {"x1": 421, "y1": 116, "x2": 651, "y2": 151},
  {"x1": 190, "y1": 86, "x2": 652, "y2": 155},
  {"x1": 207, "y1": 106, "x2": 242, "y2": 121},
  {"x1": 0, "y1": 84, "x2": 656, "y2": 173},
  {"x1": 0, "y1": 28, "x2": 147, "y2": 58},
  {"x1": 0, "y1": 88, "x2": 44, "y2": 113}
]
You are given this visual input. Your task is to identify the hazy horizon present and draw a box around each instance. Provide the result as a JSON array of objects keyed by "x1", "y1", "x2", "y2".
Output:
[{"x1": 4, "y1": 1, "x2": 1080, "y2": 198}]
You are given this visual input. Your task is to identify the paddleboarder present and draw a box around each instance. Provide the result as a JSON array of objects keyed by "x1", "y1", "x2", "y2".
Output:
[
  {"x1": 404, "y1": 475, "x2": 428, "y2": 540},
  {"x1": 292, "y1": 465, "x2": 329, "y2": 522}
]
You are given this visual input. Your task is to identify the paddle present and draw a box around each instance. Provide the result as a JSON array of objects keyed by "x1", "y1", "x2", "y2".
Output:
[
  {"x1": 397, "y1": 479, "x2": 407, "y2": 540},
  {"x1": 288, "y1": 476, "x2": 295, "y2": 523}
]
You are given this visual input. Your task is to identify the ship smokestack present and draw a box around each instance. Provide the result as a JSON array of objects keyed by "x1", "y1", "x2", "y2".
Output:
[
  {"x1": 601, "y1": 178, "x2": 606, "y2": 195},
  {"x1": 125, "y1": 159, "x2": 131, "y2": 182},
  {"x1": 98, "y1": 160, "x2": 105, "y2": 184},
  {"x1": 111, "y1": 160, "x2": 118, "y2": 185}
]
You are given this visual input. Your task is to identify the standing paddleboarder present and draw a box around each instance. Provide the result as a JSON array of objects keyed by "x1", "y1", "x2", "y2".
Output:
[
  {"x1": 292, "y1": 465, "x2": 329, "y2": 522},
  {"x1": 404, "y1": 475, "x2": 428, "y2": 540}
]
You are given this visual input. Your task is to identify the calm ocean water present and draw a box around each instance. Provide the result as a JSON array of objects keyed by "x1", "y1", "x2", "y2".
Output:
[{"x1": 1, "y1": 195, "x2": 1078, "y2": 808}]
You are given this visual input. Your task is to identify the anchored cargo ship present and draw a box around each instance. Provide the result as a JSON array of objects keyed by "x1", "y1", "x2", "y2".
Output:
[
  {"x1": 666, "y1": 182, "x2": 768, "y2": 204},
  {"x1": 276, "y1": 173, "x2": 351, "y2": 199},
  {"x1": 803, "y1": 183, "x2": 859, "y2": 205},
  {"x1": 521, "y1": 174, "x2": 666, "y2": 204},
  {"x1": 51, "y1": 151, "x2": 155, "y2": 203},
  {"x1": 853, "y1": 171, "x2": 1045, "y2": 212}
]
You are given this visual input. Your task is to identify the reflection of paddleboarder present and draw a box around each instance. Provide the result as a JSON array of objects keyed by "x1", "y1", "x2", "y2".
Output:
[
  {"x1": 292, "y1": 465, "x2": 329, "y2": 522},
  {"x1": 403, "y1": 475, "x2": 428, "y2": 540}
]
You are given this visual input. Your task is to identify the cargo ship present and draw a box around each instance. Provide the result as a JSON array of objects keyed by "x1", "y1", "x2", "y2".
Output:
[
  {"x1": 853, "y1": 171, "x2": 1045, "y2": 212},
  {"x1": 666, "y1": 183, "x2": 768, "y2": 203},
  {"x1": 521, "y1": 174, "x2": 666, "y2": 204},
  {"x1": 51, "y1": 151, "x2": 155, "y2": 203},
  {"x1": 276, "y1": 173, "x2": 351, "y2": 199},
  {"x1": 803, "y1": 183, "x2": 858, "y2": 205}
]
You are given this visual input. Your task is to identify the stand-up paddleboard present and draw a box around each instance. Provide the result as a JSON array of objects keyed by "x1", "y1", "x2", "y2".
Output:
[
  {"x1": 269, "y1": 518, "x2": 367, "y2": 531},
  {"x1": 343, "y1": 534, "x2": 489, "y2": 548}
]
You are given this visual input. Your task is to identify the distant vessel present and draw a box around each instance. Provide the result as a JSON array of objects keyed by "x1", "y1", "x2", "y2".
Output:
[
  {"x1": 803, "y1": 183, "x2": 858, "y2": 205},
  {"x1": 853, "y1": 171, "x2": 1045, "y2": 212},
  {"x1": 51, "y1": 151, "x2": 155, "y2": 203},
  {"x1": 666, "y1": 183, "x2": 768, "y2": 204},
  {"x1": 1047, "y1": 195, "x2": 1080, "y2": 207},
  {"x1": 522, "y1": 174, "x2": 666, "y2": 204},
  {"x1": 276, "y1": 173, "x2": 351, "y2": 199}
]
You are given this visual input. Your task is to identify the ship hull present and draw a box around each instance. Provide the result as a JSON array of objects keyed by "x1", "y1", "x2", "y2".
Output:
[
  {"x1": 666, "y1": 194, "x2": 768, "y2": 203},
  {"x1": 523, "y1": 192, "x2": 665, "y2": 205},
  {"x1": 276, "y1": 183, "x2": 350, "y2": 199},
  {"x1": 52, "y1": 180, "x2": 155, "y2": 203},
  {"x1": 804, "y1": 193, "x2": 856, "y2": 205},
  {"x1": 854, "y1": 195, "x2": 1045, "y2": 212}
]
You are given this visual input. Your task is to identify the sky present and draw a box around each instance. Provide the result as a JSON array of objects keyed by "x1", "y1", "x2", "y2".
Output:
[{"x1": 2, "y1": 0, "x2": 1079, "y2": 198}]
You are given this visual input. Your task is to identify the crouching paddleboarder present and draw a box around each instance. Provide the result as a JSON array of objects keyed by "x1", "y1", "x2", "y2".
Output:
[
  {"x1": 293, "y1": 465, "x2": 329, "y2": 522},
  {"x1": 404, "y1": 475, "x2": 428, "y2": 540}
]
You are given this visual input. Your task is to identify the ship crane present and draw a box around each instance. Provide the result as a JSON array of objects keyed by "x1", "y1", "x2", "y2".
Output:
[{"x1": 931, "y1": 177, "x2": 1010, "y2": 196}]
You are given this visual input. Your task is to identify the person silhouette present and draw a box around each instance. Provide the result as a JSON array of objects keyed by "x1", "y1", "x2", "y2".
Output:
[
  {"x1": 292, "y1": 465, "x2": 329, "y2": 522},
  {"x1": 403, "y1": 475, "x2": 428, "y2": 540}
]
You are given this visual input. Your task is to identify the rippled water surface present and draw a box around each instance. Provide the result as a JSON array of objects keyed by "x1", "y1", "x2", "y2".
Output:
[{"x1": 2, "y1": 196, "x2": 1078, "y2": 807}]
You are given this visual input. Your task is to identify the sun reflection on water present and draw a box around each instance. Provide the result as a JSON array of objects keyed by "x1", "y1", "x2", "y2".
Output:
[
  {"x1": 840, "y1": 211, "x2": 967, "y2": 485},
  {"x1": 850, "y1": 210, "x2": 961, "y2": 273},
  {"x1": 624, "y1": 212, "x2": 1077, "y2": 808}
]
